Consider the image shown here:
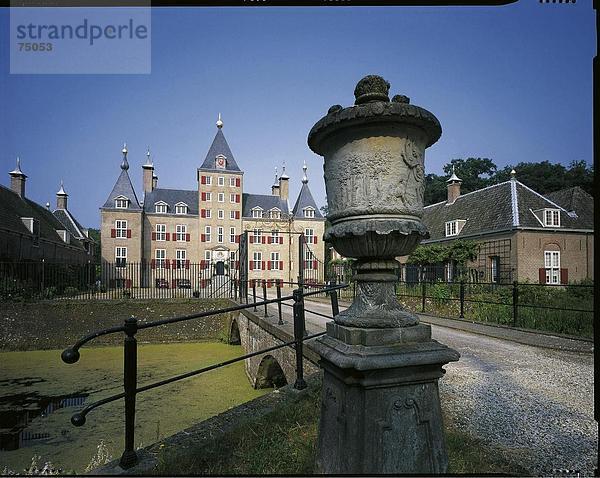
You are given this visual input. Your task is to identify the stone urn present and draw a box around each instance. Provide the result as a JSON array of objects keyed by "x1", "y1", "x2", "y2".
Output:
[{"x1": 308, "y1": 74, "x2": 442, "y2": 328}]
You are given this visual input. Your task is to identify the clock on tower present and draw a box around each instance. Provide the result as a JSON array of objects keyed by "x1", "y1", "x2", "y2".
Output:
[{"x1": 215, "y1": 154, "x2": 226, "y2": 169}]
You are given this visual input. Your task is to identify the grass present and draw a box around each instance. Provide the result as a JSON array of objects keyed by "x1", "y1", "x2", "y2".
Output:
[{"x1": 156, "y1": 378, "x2": 530, "y2": 476}]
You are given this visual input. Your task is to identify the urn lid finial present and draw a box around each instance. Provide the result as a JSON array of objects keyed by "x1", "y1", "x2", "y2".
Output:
[{"x1": 354, "y1": 75, "x2": 390, "y2": 105}]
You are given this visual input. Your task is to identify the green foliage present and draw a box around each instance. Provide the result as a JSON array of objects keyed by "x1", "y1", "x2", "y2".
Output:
[
  {"x1": 407, "y1": 240, "x2": 478, "y2": 267},
  {"x1": 64, "y1": 287, "x2": 79, "y2": 297}
]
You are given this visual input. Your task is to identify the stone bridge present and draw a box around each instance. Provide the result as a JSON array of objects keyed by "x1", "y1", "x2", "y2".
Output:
[{"x1": 227, "y1": 301, "x2": 321, "y2": 389}]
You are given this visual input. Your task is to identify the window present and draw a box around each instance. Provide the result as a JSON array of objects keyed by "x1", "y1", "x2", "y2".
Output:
[
  {"x1": 175, "y1": 204, "x2": 188, "y2": 215},
  {"x1": 252, "y1": 208, "x2": 263, "y2": 218},
  {"x1": 155, "y1": 224, "x2": 166, "y2": 241},
  {"x1": 271, "y1": 252, "x2": 280, "y2": 270},
  {"x1": 490, "y1": 256, "x2": 500, "y2": 283},
  {"x1": 229, "y1": 177, "x2": 236, "y2": 187},
  {"x1": 205, "y1": 226, "x2": 211, "y2": 243},
  {"x1": 205, "y1": 209, "x2": 212, "y2": 219},
  {"x1": 305, "y1": 228, "x2": 314, "y2": 244},
  {"x1": 544, "y1": 251, "x2": 560, "y2": 284},
  {"x1": 230, "y1": 251, "x2": 236, "y2": 261},
  {"x1": 230, "y1": 193, "x2": 236, "y2": 203},
  {"x1": 305, "y1": 250, "x2": 314, "y2": 270},
  {"x1": 271, "y1": 230, "x2": 280, "y2": 244},
  {"x1": 230, "y1": 227, "x2": 236, "y2": 243},
  {"x1": 230, "y1": 210, "x2": 236, "y2": 220},
  {"x1": 115, "y1": 220, "x2": 127, "y2": 238},
  {"x1": 218, "y1": 209, "x2": 224, "y2": 219},
  {"x1": 115, "y1": 247, "x2": 127, "y2": 267},
  {"x1": 205, "y1": 250, "x2": 211, "y2": 261},
  {"x1": 253, "y1": 228, "x2": 262, "y2": 242},
  {"x1": 253, "y1": 252, "x2": 262, "y2": 270},
  {"x1": 218, "y1": 176, "x2": 225, "y2": 186},
  {"x1": 269, "y1": 209, "x2": 281, "y2": 219},
  {"x1": 544, "y1": 209, "x2": 560, "y2": 227},
  {"x1": 205, "y1": 176, "x2": 212, "y2": 186},
  {"x1": 218, "y1": 192, "x2": 225, "y2": 203},
  {"x1": 155, "y1": 203, "x2": 167, "y2": 214},
  {"x1": 205, "y1": 192, "x2": 212, "y2": 202},
  {"x1": 218, "y1": 226, "x2": 224, "y2": 243},
  {"x1": 176, "y1": 224, "x2": 187, "y2": 242},
  {"x1": 176, "y1": 250, "x2": 187, "y2": 269},
  {"x1": 115, "y1": 197, "x2": 128, "y2": 209},
  {"x1": 155, "y1": 249, "x2": 166, "y2": 269},
  {"x1": 303, "y1": 207, "x2": 315, "y2": 218},
  {"x1": 445, "y1": 221, "x2": 458, "y2": 237}
]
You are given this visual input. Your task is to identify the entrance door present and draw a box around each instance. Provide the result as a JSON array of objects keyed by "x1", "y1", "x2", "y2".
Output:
[{"x1": 215, "y1": 261, "x2": 225, "y2": 276}]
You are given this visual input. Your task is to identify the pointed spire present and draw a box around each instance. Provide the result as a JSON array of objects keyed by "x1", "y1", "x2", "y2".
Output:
[
  {"x1": 10, "y1": 156, "x2": 26, "y2": 177},
  {"x1": 144, "y1": 147, "x2": 153, "y2": 167},
  {"x1": 510, "y1": 168, "x2": 517, "y2": 179},
  {"x1": 302, "y1": 160, "x2": 308, "y2": 184},
  {"x1": 57, "y1": 180, "x2": 67, "y2": 196},
  {"x1": 280, "y1": 162, "x2": 289, "y2": 179},
  {"x1": 447, "y1": 165, "x2": 462, "y2": 183},
  {"x1": 272, "y1": 167, "x2": 279, "y2": 187},
  {"x1": 121, "y1": 143, "x2": 129, "y2": 170},
  {"x1": 216, "y1": 113, "x2": 223, "y2": 129}
]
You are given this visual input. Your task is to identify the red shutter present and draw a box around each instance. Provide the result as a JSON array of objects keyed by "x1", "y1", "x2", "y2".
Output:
[
  {"x1": 172, "y1": 234, "x2": 177, "y2": 241},
  {"x1": 268, "y1": 261, "x2": 272, "y2": 270},
  {"x1": 172, "y1": 279, "x2": 176, "y2": 289},
  {"x1": 235, "y1": 178, "x2": 240, "y2": 187},
  {"x1": 166, "y1": 233, "x2": 170, "y2": 241},
  {"x1": 279, "y1": 237, "x2": 283, "y2": 244},
  {"x1": 262, "y1": 236, "x2": 266, "y2": 244},
  {"x1": 235, "y1": 235, "x2": 240, "y2": 244},
  {"x1": 250, "y1": 261, "x2": 254, "y2": 271},
  {"x1": 186, "y1": 233, "x2": 190, "y2": 242},
  {"x1": 314, "y1": 236, "x2": 317, "y2": 244},
  {"x1": 201, "y1": 209, "x2": 206, "y2": 218},
  {"x1": 151, "y1": 259, "x2": 156, "y2": 269},
  {"x1": 126, "y1": 279, "x2": 132, "y2": 288},
  {"x1": 165, "y1": 260, "x2": 170, "y2": 269},
  {"x1": 313, "y1": 260, "x2": 318, "y2": 269},
  {"x1": 171, "y1": 259, "x2": 176, "y2": 268},
  {"x1": 235, "y1": 211, "x2": 240, "y2": 219},
  {"x1": 261, "y1": 261, "x2": 265, "y2": 270},
  {"x1": 538, "y1": 268, "x2": 546, "y2": 284},
  {"x1": 185, "y1": 260, "x2": 190, "y2": 270},
  {"x1": 235, "y1": 260, "x2": 239, "y2": 269},
  {"x1": 127, "y1": 229, "x2": 132, "y2": 238},
  {"x1": 249, "y1": 236, "x2": 254, "y2": 244},
  {"x1": 267, "y1": 236, "x2": 272, "y2": 244},
  {"x1": 279, "y1": 260, "x2": 283, "y2": 270},
  {"x1": 151, "y1": 232, "x2": 156, "y2": 240},
  {"x1": 201, "y1": 192, "x2": 206, "y2": 201},
  {"x1": 110, "y1": 229, "x2": 116, "y2": 238},
  {"x1": 201, "y1": 234, "x2": 205, "y2": 242},
  {"x1": 304, "y1": 260, "x2": 308, "y2": 269},
  {"x1": 560, "y1": 268, "x2": 568, "y2": 284},
  {"x1": 201, "y1": 175, "x2": 206, "y2": 185},
  {"x1": 235, "y1": 194, "x2": 240, "y2": 203}
]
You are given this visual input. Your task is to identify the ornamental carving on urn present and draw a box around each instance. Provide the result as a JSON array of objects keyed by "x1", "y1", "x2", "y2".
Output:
[{"x1": 308, "y1": 75, "x2": 442, "y2": 329}]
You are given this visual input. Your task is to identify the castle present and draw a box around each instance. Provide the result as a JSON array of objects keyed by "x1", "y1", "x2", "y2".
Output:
[{"x1": 100, "y1": 116, "x2": 325, "y2": 289}]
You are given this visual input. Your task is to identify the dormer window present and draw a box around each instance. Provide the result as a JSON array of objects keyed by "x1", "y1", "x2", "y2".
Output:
[
  {"x1": 445, "y1": 220, "x2": 466, "y2": 237},
  {"x1": 269, "y1": 208, "x2": 281, "y2": 219},
  {"x1": 155, "y1": 202, "x2": 168, "y2": 214},
  {"x1": 252, "y1": 207, "x2": 263, "y2": 219},
  {"x1": 175, "y1": 203, "x2": 188, "y2": 215},
  {"x1": 303, "y1": 207, "x2": 315, "y2": 218},
  {"x1": 544, "y1": 209, "x2": 560, "y2": 227},
  {"x1": 115, "y1": 196, "x2": 129, "y2": 209}
]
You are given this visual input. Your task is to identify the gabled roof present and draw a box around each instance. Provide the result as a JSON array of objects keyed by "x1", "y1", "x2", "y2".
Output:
[
  {"x1": 292, "y1": 183, "x2": 323, "y2": 219},
  {"x1": 546, "y1": 186, "x2": 594, "y2": 227},
  {"x1": 143, "y1": 188, "x2": 199, "y2": 215},
  {"x1": 0, "y1": 185, "x2": 84, "y2": 249},
  {"x1": 102, "y1": 169, "x2": 142, "y2": 210},
  {"x1": 53, "y1": 208, "x2": 86, "y2": 239},
  {"x1": 422, "y1": 179, "x2": 593, "y2": 242},
  {"x1": 199, "y1": 129, "x2": 242, "y2": 172},
  {"x1": 242, "y1": 193, "x2": 289, "y2": 217}
]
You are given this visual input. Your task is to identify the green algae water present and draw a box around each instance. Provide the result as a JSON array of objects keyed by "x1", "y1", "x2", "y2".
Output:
[{"x1": 0, "y1": 342, "x2": 269, "y2": 473}]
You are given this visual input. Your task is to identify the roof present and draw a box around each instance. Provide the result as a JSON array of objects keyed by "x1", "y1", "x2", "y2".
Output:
[
  {"x1": 292, "y1": 183, "x2": 323, "y2": 219},
  {"x1": 242, "y1": 193, "x2": 289, "y2": 217},
  {"x1": 102, "y1": 168, "x2": 142, "y2": 210},
  {"x1": 422, "y1": 179, "x2": 593, "y2": 242},
  {"x1": 143, "y1": 188, "x2": 199, "y2": 215},
  {"x1": 52, "y1": 208, "x2": 87, "y2": 239},
  {"x1": 545, "y1": 186, "x2": 594, "y2": 226},
  {"x1": 0, "y1": 185, "x2": 84, "y2": 249},
  {"x1": 199, "y1": 129, "x2": 242, "y2": 172}
]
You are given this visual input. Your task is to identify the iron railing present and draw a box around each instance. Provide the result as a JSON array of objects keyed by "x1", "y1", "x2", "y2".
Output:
[{"x1": 61, "y1": 280, "x2": 347, "y2": 469}]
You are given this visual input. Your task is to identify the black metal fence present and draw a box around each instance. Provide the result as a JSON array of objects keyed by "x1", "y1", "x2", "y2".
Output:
[{"x1": 61, "y1": 280, "x2": 345, "y2": 470}]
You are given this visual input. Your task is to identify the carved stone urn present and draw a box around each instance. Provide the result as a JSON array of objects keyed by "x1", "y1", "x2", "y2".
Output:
[{"x1": 308, "y1": 75, "x2": 459, "y2": 474}]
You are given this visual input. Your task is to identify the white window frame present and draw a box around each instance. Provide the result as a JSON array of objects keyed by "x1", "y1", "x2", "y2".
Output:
[
  {"x1": 176, "y1": 224, "x2": 187, "y2": 242},
  {"x1": 115, "y1": 220, "x2": 127, "y2": 239},
  {"x1": 253, "y1": 252, "x2": 262, "y2": 270},
  {"x1": 271, "y1": 230, "x2": 280, "y2": 243},
  {"x1": 253, "y1": 228, "x2": 262, "y2": 242},
  {"x1": 230, "y1": 193, "x2": 236, "y2": 203},
  {"x1": 115, "y1": 196, "x2": 128, "y2": 209},
  {"x1": 205, "y1": 226, "x2": 212, "y2": 243},
  {"x1": 305, "y1": 250, "x2": 314, "y2": 270},
  {"x1": 176, "y1": 249, "x2": 187, "y2": 269},
  {"x1": 544, "y1": 251, "x2": 560, "y2": 284},
  {"x1": 205, "y1": 176, "x2": 212, "y2": 186},
  {"x1": 155, "y1": 249, "x2": 166, "y2": 269},
  {"x1": 230, "y1": 210, "x2": 236, "y2": 220},
  {"x1": 205, "y1": 209, "x2": 212, "y2": 219},
  {"x1": 155, "y1": 202, "x2": 168, "y2": 214},
  {"x1": 115, "y1": 247, "x2": 127, "y2": 267},
  {"x1": 205, "y1": 250, "x2": 211, "y2": 261},
  {"x1": 544, "y1": 209, "x2": 560, "y2": 227},
  {"x1": 252, "y1": 208, "x2": 263, "y2": 218},
  {"x1": 175, "y1": 203, "x2": 188, "y2": 215},
  {"x1": 155, "y1": 224, "x2": 166, "y2": 241},
  {"x1": 230, "y1": 251, "x2": 236, "y2": 261},
  {"x1": 230, "y1": 227, "x2": 236, "y2": 243},
  {"x1": 229, "y1": 177, "x2": 236, "y2": 187},
  {"x1": 218, "y1": 176, "x2": 225, "y2": 186},
  {"x1": 205, "y1": 192, "x2": 212, "y2": 202},
  {"x1": 218, "y1": 192, "x2": 225, "y2": 203},
  {"x1": 303, "y1": 207, "x2": 315, "y2": 218},
  {"x1": 218, "y1": 209, "x2": 224, "y2": 219},
  {"x1": 218, "y1": 226, "x2": 224, "y2": 243},
  {"x1": 269, "y1": 208, "x2": 281, "y2": 219},
  {"x1": 271, "y1": 252, "x2": 280, "y2": 270},
  {"x1": 445, "y1": 221, "x2": 458, "y2": 237},
  {"x1": 305, "y1": 228, "x2": 314, "y2": 243}
]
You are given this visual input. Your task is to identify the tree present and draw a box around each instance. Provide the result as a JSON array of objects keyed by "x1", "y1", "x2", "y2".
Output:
[{"x1": 444, "y1": 157, "x2": 497, "y2": 192}]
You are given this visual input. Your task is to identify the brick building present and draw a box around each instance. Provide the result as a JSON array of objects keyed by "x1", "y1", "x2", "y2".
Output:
[
  {"x1": 100, "y1": 116, "x2": 325, "y2": 289},
  {"x1": 399, "y1": 169, "x2": 594, "y2": 284},
  {"x1": 0, "y1": 158, "x2": 96, "y2": 263}
]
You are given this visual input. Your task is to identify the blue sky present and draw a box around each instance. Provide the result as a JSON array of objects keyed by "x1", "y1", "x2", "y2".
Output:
[{"x1": 0, "y1": 2, "x2": 595, "y2": 228}]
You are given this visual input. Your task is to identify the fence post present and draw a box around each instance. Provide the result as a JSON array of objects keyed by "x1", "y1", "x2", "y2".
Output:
[
  {"x1": 421, "y1": 280, "x2": 426, "y2": 313},
  {"x1": 252, "y1": 281, "x2": 257, "y2": 311},
  {"x1": 292, "y1": 288, "x2": 307, "y2": 390},
  {"x1": 119, "y1": 316, "x2": 138, "y2": 469},
  {"x1": 512, "y1": 281, "x2": 518, "y2": 328},
  {"x1": 262, "y1": 280, "x2": 269, "y2": 318},
  {"x1": 459, "y1": 280, "x2": 465, "y2": 319},
  {"x1": 330, "y1": 278, "x2": 339, "y2": 317},
  {"x1": 276, "y1": 282, "x2": 283, "y2": 325}
]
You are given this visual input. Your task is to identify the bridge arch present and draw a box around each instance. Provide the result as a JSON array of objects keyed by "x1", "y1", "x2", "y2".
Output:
[
  {"x1": 254, "y1": 354, "x2": 288, "y2": 389},
  {"x1": 229, "y1": 318, "x2": 241, "y2": 345}
]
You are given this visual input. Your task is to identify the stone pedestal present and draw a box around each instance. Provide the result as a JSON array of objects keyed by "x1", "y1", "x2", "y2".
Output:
[{"x1": 314, "y1": 323, "x2": 459, "y2": 474}]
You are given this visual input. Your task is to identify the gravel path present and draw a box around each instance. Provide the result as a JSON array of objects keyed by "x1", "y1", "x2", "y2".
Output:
[{"x1": 291, "y1": 299, "x2": 597, "y2": 476}]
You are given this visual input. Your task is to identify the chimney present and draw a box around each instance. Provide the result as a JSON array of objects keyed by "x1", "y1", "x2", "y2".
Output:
[
  {"x1": 56, "y1": 180, "x2": 68, "y2": 209},
  {"x1": 271, "y1": 167, "x2": 280, "y2": 196},
  {"x1": 143, "y1": 148, "x2": 155, "y2": 193},
  {"x1": 9, "y1": 157, "x2": 27, "y2": 198},
  {"x1": 279, "y1": 164, "x2": 289, "y2": 201},
  {"x1": 152, "y1": 174, "x2": 158, "y2": 190},
  {"x1": 446, "y1": 166, "x2": 462, "y2": 205}
]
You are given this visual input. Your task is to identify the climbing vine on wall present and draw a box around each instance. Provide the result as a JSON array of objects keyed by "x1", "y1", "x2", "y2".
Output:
[{"x1": 407, "y1": 240, "x2": 479, "y2": 266}]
